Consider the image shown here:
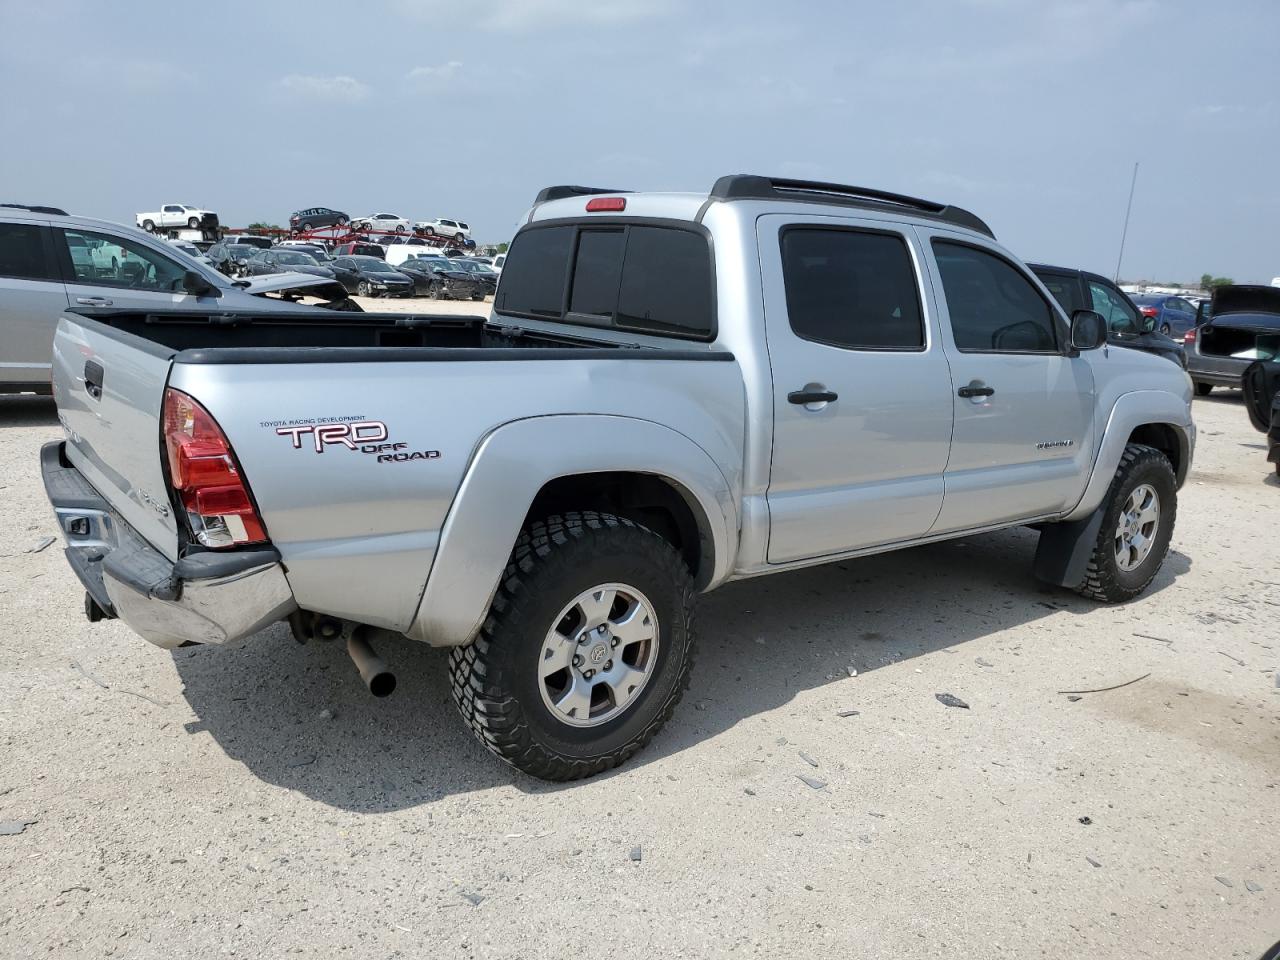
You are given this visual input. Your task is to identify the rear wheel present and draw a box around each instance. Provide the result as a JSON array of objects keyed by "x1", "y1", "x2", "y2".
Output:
[
  {"x1": 1075, "y1": 443, "x2": 1176, "y2": 603},
  {"x1": 396, "y1": 224, "x2": 406, "y2": 234},
  {"x1": 455, "y1": 232, "x2": 465, "y2": 242},
  {"x1": 449, "y1": 512, "x2": 696, "y2": 781},
  {"x1": 1195, "y1": 382, "x2": 1214, "y2": 396},
  {"x1": 302, "y1": 222, "x2": 313, "y2": 232}
]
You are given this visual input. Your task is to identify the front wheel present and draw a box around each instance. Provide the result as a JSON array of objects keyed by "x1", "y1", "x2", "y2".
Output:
[
  {"x1": 141, "y1": 219, "x2": 155, "y2": 232},
  {"x1": 1160, "y1": 323, "x2": 1171, "y2": 335},
  {"x1": 357, "y1": 280, "x2": 371, "y2": 297},
  {"x1": 449, "y1": 512, "x2": 696, "y2": 781},
  {"x1": 1075, "y1": 443, "x2": 1176, "y2": 603},
  {"x1": 1195, "y1": 382, "x2": 1214, "y2": 397},
  {"x1": 188, "y1": 217, "x2": 200, "y2": 229}
]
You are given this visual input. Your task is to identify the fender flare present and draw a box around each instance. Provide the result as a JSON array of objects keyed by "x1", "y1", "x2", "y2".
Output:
[
  {"x1": 406, "y1": 415, "x2": 738, "y2": 647},
  {"x1": 1062, "y1": 390, "x2": 1194, "y2": 523}
]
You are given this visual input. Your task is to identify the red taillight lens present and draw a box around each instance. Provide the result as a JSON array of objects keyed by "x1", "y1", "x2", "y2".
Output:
[
  {"x1": 585, "y1": 197, "x2": 627, "y2": 212},
  {"x1": 162, "y1": 388, "x2": 267, "y2": 548},
  {"x1": 1184, "y1": 326, "x2": 1197, "y2": 344},
  {"x1": 1139, "y1": 306, "x2": 1158, "y2": 317}
]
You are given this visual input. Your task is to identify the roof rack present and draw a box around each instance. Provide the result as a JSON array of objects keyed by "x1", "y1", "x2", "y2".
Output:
[
  {"x1": 1, "y1": 203, "x2": 69, "y2": 216},
  {"x1": 708, "y1": 175, "x2": 994, "y2": 238},
  {"x1": 534, "y1": 185, "x2": 631, "y2": 203}
]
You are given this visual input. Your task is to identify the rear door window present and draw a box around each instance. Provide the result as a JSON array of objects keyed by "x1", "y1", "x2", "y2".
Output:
[
  {"x1": 779, "y1": 227, "x2": 923, "y2": 349},
  {"x1": 0, "y1": 222, "x2": 55, "y2": 281}
]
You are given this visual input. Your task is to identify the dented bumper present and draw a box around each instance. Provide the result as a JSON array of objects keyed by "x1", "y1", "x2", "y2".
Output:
[{"x1": 41, "y1": 441, "x2": 296, "y2": 649}]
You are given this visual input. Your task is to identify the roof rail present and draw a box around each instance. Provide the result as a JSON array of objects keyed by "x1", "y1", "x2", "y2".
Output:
[
  {"x1": 1, "y1": 203, "x2": 69, "y2": 216},
  {"x1": 534, "y1": 185, "x2": 631, "y2": 203},
  {"x1": 708, "y1": 174, "x2": 994, "y2": 238}
]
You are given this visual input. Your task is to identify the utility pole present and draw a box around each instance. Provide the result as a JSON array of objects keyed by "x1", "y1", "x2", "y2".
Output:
[{"x1": 1114, "y1": 161, "x2": 1139, "y2": 283}]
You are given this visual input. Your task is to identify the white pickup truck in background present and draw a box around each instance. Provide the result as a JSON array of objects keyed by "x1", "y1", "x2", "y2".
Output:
[{"x1": 136, "y1": 204, "x2": 218, "y2": 233}]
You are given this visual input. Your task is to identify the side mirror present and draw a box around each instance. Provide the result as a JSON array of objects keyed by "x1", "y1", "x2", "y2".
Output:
[
  {"x1": 183, "y1": 270, "x2": 220, "y2": 298},
  {"x1": 1070, "y1": 309, "x2": 1107, "y2": 351}
]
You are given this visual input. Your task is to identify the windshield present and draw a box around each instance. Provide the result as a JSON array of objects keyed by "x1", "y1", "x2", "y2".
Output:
[
  {"x1": 276, "y1": 251, "x2": 318, "y2": 266},
  {"x1": 355, "y1": 257, "x2": 397, "y2": 273}
]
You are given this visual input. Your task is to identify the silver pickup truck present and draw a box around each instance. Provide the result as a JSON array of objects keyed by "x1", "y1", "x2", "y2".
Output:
[{"x1": 42, "y1": 174, "x2": 1195, "y2": 780}]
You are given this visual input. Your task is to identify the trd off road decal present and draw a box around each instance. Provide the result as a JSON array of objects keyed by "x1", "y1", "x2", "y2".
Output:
[{"x1": 261, "y1": 416, "x2": 440, "y2": 463}]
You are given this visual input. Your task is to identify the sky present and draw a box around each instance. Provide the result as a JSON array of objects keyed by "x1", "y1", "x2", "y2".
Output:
[{"x1": 1, "y1": 0, "x2": 1277, "y2": 283}]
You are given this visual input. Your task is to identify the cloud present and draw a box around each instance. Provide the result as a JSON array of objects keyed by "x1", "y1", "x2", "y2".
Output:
[
  {"x1": 279, "y1": 74, "x2": 370, "y2": 103},
  {"x1": 394, "y1": 0, "x2": 673, "y2": 31},
  {"x1": 406, "y1": 61, "x2": 463, "y2": 85}
]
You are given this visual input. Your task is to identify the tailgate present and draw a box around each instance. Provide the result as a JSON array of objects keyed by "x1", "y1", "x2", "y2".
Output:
[{"x1": 52, "y1": 315, "x2": 181, "y2": 561}]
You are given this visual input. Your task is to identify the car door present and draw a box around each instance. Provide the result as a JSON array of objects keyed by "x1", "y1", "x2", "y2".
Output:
[
  {"x1": 160, "y1": 204, "x2": 184, "y2": 228},
  {"x1": 921, "y1": 232, "x2": 1096, "y2": 531},
  {"x1": 760, "y1": 215, "x2": 955, "y2": 563},
  {"x1": 0, "y1": 219, "x2": 67, "y2": 387},
  {"x1": 52, "y1": 226, "x2": 222, "y2": 311}
]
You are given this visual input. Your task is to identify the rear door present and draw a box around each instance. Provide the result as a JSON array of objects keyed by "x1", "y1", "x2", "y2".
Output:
[
  {"x1": 760, "y1": 215, "x2": 955, "y2": 562},
  {"x1": 52, "y1": 226, "x2": 224, "y2": 312},
  {"x1": 0, "y1": 218, "x2": 67, "y2": 387},
  {"x1": 52, "y1": 316, "x2": 181, "y2": 559},
  {"x1": 921, "y1": 232, "x2": 1095, "y2": 531}
]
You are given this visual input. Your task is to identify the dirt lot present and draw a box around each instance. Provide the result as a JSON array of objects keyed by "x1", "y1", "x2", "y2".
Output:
[{"x1": 0, "y1": 385, "x2": 1276, "y2": 959}]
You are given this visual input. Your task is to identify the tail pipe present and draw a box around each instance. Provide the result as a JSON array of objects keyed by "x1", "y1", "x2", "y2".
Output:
[{"x1": 346, "y1": 629, "x2": 397, "y2": 698}]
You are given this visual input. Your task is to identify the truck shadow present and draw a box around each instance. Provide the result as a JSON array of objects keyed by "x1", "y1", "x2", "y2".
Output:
[
  {"x1": 0, "y1": 395, "x2": 58, "y2": 428},
  {"x1": 172, "y1": 525, "x2": 1191, "y2": 810}
]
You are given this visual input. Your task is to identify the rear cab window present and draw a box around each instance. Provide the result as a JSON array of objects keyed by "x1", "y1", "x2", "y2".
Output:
[
  {"x1": 0, "y1": 221, "x2": 56, "y2": 281},
  {"x1": 497, "y1": 221, "x2": 715, "y2": 340}
]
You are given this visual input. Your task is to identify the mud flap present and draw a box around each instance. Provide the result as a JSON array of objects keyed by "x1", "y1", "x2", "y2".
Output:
[{"x1": 1032, "y1": 505, "x2": 1106, "y2": 589}]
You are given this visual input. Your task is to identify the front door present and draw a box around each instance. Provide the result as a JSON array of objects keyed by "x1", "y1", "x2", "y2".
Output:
[
  {"x1": 921, "y1": 232, "x2": 1095, "y2": 532},
  {"x1": 761, "y1": 215, "x2": 955, "y2": 563},
  {"x1": 52, "y1": 227, "x2": 223, "y2": 312}
]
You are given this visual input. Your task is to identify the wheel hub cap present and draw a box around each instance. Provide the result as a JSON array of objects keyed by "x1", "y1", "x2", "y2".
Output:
[
  {"x1": 1113, "y1": 483, "x2": 1160, "y2": 572},
  {"x1": 538, "y1": 583, "x2": 659, "y2": 728}
]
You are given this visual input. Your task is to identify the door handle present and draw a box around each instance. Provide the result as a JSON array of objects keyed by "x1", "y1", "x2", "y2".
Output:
[
  {"x1": 76, "y1": 296, "x2": 113, "y2": 306},
  {"x1": 957, "y1": 382, "x2": 995, "y2": 399},
  {"x1": 83, "y1": 360, "x2": 104, "y2": 401},
  {"x1": 788, "y1": 388, "x2": 838, "y2": 405}
]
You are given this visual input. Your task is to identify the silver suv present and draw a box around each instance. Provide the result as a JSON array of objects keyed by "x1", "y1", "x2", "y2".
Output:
[{"x1": 0, "y1": 204, "x2": 341, "y2": 393}]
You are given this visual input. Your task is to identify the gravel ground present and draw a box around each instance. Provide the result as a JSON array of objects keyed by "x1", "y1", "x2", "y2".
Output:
[{"x1": 0, "y1": 388, "x2": 1276, "y2": 959}]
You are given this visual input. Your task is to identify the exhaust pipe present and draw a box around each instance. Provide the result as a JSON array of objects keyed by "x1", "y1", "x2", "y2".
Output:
[{"x1": 346, "y1": 629, "x2": 397, "y2": 698}]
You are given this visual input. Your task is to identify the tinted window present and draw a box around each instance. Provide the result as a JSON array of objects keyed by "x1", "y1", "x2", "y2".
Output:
[
  {"x1": 617, "y1": 227, "x2": 714, "y2": 336},
  {"x1": 932, "y1": 241, "x2": 1058, "y2": 352},
  {"x1": 1033, "y1": 271, "x2": 1086, "y2": 315},
  {"x1": 569, "y1": 229, "x2": 625, "y2": 316},
  {"x1": 780, "y1": 228, "x2": 923, "y2": 349},
  {"x1": 498, "y1": 225, "x2": 573, "y2": 317},
  {"x1": 0, "y1": 222, "x2": 54, "y2": 281}
]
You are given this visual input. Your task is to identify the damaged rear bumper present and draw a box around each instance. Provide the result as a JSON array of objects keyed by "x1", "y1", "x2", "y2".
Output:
[{"x1": 41, "y1": 441, "x2": 295, "y2": 649}]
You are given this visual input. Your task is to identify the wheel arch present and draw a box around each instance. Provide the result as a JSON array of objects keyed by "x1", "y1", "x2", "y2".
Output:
[
  {"x1": 406, "y1": 415, "x2": 738, "y2": 647},
  {"x1": 1063, "y1": 390, "x2": 1194, "y2": 522}
]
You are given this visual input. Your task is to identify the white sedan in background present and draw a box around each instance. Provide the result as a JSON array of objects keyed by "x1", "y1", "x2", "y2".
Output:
[{"x1": 352, "y1": 212, "x2": 410, "y2": 234}]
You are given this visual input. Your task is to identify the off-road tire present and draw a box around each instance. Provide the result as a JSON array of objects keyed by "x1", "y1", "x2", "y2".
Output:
[
  {"x1": 449, "y1": 512, "x2": 697, "y2": 781},
  {"x1": 1076, "y1": 443, "x2": 1176, "y2": 603},
  {"x1": 1195, "y1": 382, "x2": 1213, "y2": 397}
]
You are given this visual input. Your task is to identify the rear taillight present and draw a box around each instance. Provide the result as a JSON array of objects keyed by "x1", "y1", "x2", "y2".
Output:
[
  {"x1": 162, "y1": 387, "x2": 267, "y2": 548},
  {"x1": 1139, "y1": 306, "x2": 1158, "y2": 318},
  {"x1": 1184, "y1": 326, "x2": 1197, "y2": 345}
]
